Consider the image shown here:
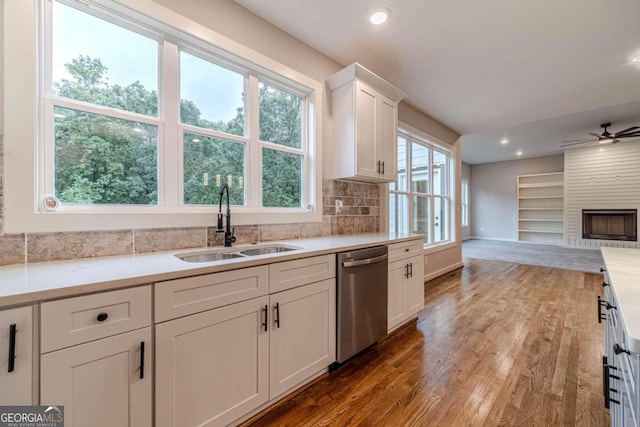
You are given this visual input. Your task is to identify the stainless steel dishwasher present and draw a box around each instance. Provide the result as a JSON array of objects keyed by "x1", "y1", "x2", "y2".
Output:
[{"x1": 335, "y1": 245, "x2": 388, "y2": 364}]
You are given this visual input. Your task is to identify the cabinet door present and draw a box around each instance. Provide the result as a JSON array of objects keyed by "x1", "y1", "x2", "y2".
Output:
[
  {"x1": 156, "y1": 296, "x2": 269, "y2": 427},
  {"x1": 0, "y1": 306, "x2": 33, "y2": 404},
  {"x1": 269, "y1": 279, "x2": 335, "y2": 399},
  {"x1": 377, "y1": 94, "x2": 398, "y2": 180},
  {"x1": 405, "y1": 255, "x2": 425, "y2": 316},
  {"x1": 41, "y1": 327, "x2": 152, "y2": 427},
  {"x1": 355, "y1": 82, "x2": 379, "y2": 179},
  {"x1": 388, "y1": 260, "x2": 407, "y2": 332}
]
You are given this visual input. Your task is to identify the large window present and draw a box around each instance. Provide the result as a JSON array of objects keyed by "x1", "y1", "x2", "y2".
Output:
[
  {"x1": 389, "y1": 128, "x2": 454, "y2": 247},
  {"x1": 40, "y1": 0, "x2": 314, "y2": 213}
]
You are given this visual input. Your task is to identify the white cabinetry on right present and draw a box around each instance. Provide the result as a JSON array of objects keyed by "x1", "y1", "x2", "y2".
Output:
[
  {"x1": 387, "y1": 239, "x2": 425, "y2": 333},
  {"x1": 326, "y1": 63, "x2": 406, "y2": 183}
]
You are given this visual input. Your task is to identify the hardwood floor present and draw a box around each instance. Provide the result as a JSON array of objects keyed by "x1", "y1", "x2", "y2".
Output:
[{"x1": 246, "y1": 258, "x2": 609, "y2": 426}]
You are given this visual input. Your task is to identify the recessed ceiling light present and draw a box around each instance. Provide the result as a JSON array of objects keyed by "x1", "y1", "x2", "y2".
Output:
[
  {"x1": 500, "y1": 138, "x2": 509, "y2": 145},
  {"x1": 516, "y1": 150, "x2": 523, "y2": 156},
  {"x1": 370, "y1": 8, "x2": 390, "y2": 25}
]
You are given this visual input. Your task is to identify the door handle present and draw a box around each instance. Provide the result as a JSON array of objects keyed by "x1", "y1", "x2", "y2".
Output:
[
  {"x1": 342, "y1": 254, "x2": 388, "y2": 268},
  {"x1": 262, "y1": 305, "x2": 268, "y2": 332},
  {"x1": 274, "y1": 303, "x2": 280, "y2": 328},
  {"x1": 139, "y1": 341, "x2": 145, "y2": 380},
  {"x1": 8, "y1": 324, "x2": 16, "y2": 373}
]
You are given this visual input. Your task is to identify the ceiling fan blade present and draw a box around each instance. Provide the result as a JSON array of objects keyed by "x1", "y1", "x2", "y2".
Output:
[
  {"x1": 618, "y1": 131, "x2": 640, "y2": 138},
  {"x1": 588, "y1": 132, "x2": 602, "y2": 139},
  {"x1": 613, "y1": 126, "x2": 640, "y2": 137},
  {"x1": 562, "y1": 138, "x2": 596, "y2": 143},
  {"x1": 561, "y1": 140, "x2": 596, "y2": 147},
  {"x1": 562, "y1": 141, "x2": 598, "y2": 149}
]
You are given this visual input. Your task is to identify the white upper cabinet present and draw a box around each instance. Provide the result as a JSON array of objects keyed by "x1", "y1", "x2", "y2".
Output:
[{"x1": 326, "y1": 63, "x2": 406, "y2": 183}]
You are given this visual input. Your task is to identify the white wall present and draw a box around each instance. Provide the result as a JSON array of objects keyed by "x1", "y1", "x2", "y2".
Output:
[
  {"x1": 565, "y1": 143, "x2": 640, "y2": 248},
  {"x1": 470, "y1": 155, "x2": 564, "y2": 240}
]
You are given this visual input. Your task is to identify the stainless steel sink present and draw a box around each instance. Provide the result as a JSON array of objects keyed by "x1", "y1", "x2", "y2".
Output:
[
  {"x1": 176, "y1": 251, "x2": 246, "y2": 263},
  {"x1": 175, "y1": 244, "x2": 302, "y2": 263},
  {"x1": 239, "y1": 245, "x2": 300, "y2": 256}
]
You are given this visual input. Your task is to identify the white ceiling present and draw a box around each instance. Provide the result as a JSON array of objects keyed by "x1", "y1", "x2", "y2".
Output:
[{"x1": 235, "y1": 0, "x2": 640, "y2": 164}]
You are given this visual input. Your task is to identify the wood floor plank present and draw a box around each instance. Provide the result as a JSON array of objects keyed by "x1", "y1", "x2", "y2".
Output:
[{"x1": 243, "y1": 258, "x2": 610, "y2": 427}]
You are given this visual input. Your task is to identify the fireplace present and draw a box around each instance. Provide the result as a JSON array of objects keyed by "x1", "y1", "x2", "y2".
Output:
[{"x1": 582, "y1": 209, "x2": 637, "y2": 241}]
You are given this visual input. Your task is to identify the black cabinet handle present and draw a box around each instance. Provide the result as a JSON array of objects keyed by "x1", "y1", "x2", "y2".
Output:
[
  {"x1": 274, "y1": 303, "x2": 280, "y2": 328},
  {"x1": 404, "y1": 264, "x2": 408, "y2": 278},
  {"x1": 8, "y1": 324, "x2": 16, "y2": 373},
  {"x1": 606, "y1": 302, "x2": 616, "y2": 311},
  {"x1": 96, "y1": 312, "x2": 109, "y2": 322},
  {"x1": 614, "y1": 344, "x2": 631, "y2": 356},
  {"x1": 262, "y1": 305, "x2": 268, "y2": 332},
  {"x1": 381, "y1": 161, "x2": 385, "y2": 175},
  {"x1": 376, "y1": 161, "x2": 381, "y2": 174},
  {"x1": 139, "y1": 341, "x2": 145, "y2": 379},
  {"x1": 409, "y1": 263, "x2": 413, "y2": 278},
  {"x1": 598, "y1": 296, "x2": 606, "y2": 323}
]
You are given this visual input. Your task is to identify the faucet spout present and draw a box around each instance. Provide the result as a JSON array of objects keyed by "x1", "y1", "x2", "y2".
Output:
[{"x1": 216, "y1": 184, "x2": 236, "y2": 247}]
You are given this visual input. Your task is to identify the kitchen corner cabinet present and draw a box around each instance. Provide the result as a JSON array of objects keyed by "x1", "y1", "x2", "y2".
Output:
[
  {"x1": 388, "y1": 240, "x2": 425, "y2": 333},
  {"x1": 40, "y1": 286, "x2": 153, "y2": 427},
  {"x1": 0, "y1": 306, "x2": 34, "y2": 404},
  {"x1": 326, "y1": 63, "x2": 407, "y2": 183}
]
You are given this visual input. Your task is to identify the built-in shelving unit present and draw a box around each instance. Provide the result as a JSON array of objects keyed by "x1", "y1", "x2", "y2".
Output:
[{"x1": 517, "y1": 172, "x2": 564, "y2": 244}]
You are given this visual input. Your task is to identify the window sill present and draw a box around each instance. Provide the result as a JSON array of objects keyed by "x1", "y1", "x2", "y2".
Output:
[{"x1": 423, "y1": 241, "x2": 457, "y2": 255}]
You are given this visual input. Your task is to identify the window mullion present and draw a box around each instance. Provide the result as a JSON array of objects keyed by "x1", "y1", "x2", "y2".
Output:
[
  {"x1": 162, "y1": 41, "x2": 180, "y2": 207},
  {"x1": 247, "y1": 74, "x2": 261, "y2": 209}
]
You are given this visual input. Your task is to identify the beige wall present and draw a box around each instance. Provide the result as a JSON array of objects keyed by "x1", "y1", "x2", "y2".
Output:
[
  {"x1": 461, "y1": 162, "x2": 471, "y2": 239},
  {"x1": 1, "y1": 0, "x2": 462, "y2": 274}
]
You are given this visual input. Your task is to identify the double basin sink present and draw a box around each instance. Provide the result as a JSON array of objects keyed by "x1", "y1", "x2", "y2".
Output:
[{"x1": 175, "y1": 244, "x2": 302, "y2": 263}]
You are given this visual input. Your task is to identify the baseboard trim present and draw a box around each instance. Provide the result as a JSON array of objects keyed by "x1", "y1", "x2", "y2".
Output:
[
  {"x1": 468, "y1": 236, "x2": 518, "y2": 242},
  {"x1": 424, "y1": 261, "x2": 464, "y2": 282},
  {"x1": 461, "y1": 236, "x2": 474, "y2": 241}
]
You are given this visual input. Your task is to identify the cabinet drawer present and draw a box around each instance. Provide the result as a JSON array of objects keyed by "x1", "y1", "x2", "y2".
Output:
[
  {"x1": 388, "y1": 239, "x2": 423, "y2": 262},
  {"x1": 41, "y1": 286, "x2": 151, "y2": 353},
  {"x1": 155, "y1": 266, "x2": 269, "y2": 322},
  {"x1": 269, "y1": 255, "x2": 335, "y2": 293}
]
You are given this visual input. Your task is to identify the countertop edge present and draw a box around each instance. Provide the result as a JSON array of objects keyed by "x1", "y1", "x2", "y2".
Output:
[{"x1": 0, "y1": 233, "x2": 425, "y2": 308}]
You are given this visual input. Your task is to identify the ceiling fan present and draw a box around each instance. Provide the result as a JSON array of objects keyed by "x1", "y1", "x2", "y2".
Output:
[{"x1": 561, "y1": 123, "x2": 640, "y2": 147}]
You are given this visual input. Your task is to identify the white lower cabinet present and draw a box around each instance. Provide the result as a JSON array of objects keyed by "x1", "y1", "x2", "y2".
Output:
[
  {"x1": 40, "y1": 327, "x2": 152, "y2": 427},
  {"x1": 388, "y1": 254, "x2": 424, "y2": 332},
  {"x1": 155, "y1": 296, "x2": 269, "y2": 427},
  {"x1": 269, "y1": 279, "x2": 335, "y2": 399},
  {"x1": 0, "y1": 306, "x2": 34, "y2": 404}
]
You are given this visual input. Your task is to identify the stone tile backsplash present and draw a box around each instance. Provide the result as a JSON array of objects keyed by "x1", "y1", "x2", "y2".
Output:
[{"x1": 0, "y1": 179, "x2": 380, "y2": 266}]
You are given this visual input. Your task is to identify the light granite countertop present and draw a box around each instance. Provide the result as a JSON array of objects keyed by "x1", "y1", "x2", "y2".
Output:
[
  {"x1": 0, "y1": 233, "x2": 424, "y2": 308},
  {"x1": 601, "y1": 247, "x2": 640, "y2": 353}
]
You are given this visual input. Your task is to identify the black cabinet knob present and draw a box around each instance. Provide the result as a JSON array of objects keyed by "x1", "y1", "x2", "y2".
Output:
[
  {"x1": 614, "y1": 344, "x2": 631, "y2": 356},
  {"x1": 96, "y1": 312, "x2": 109, "y2": 322},
  {"x1": 600, "y1": 267, "x2": 606, "y2": 273},
  {"x1": 602, "y1": 281, "x2": 609, "y2": 288}
]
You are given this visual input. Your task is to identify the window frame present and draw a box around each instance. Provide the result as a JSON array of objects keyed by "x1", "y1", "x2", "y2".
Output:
[
  {"x1": 389, "y1": 124, "x2": 455, "y2": 249},
  {"x1": 3, "y1": 0, "x2": 323, "y2": 233},
  {"x1": 461, "y1": 178, "x2": 469, "y2": 228}
]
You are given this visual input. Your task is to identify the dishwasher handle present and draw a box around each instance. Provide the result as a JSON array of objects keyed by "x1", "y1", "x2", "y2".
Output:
[{"x1": 342, "y1": 253, "x2": 388, "y2": 268}]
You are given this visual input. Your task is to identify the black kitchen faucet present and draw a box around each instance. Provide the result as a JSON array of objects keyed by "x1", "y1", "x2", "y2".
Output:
[{"x1": 216, "y1": 183, "x2": 236, "y2": 247}]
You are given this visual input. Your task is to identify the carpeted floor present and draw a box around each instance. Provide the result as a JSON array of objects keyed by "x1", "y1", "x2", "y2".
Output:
[{"x1": 462, "y1": 239, "x2": 604, "y2": 273}]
